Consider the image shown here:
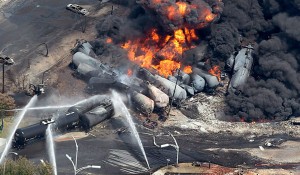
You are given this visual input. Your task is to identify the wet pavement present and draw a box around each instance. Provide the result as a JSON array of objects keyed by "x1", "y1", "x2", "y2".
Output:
[{"x1": 12, "y1": 114, "x2": 300, "y2": 174}]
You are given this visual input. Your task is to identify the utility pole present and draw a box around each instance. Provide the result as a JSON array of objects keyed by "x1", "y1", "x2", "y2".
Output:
[
  {"x1": 2, "y1": 63, "x2": 4, "y2": 93},
  {"x1": 0, "y1": 56, "x2": 14, "y2": 93},
  {"x1": 167, "y1": 50, "x2": 183, "y2": 117},
  {"x1": 167, "y1": 68, "x2": 180, "y2": 117}
]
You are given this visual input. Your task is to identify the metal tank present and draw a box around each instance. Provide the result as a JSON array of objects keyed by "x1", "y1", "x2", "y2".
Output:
[
  {"x1": 72, "y1": 52, "x2": 118, "y2": 77},
  {"x1": 131, "y1": 91, "x2": 154, "y2": 116},
  {"x1": 80, "y1": 99, "x2": 114, "y2": 130},
  {"x1": 147, "y1": 83, "x2": 169, "y2": 108},
  {"x1": 77, "y1": 42, "x2": 93, "y2": 56},
  {"x1": 13, "y1": 119, "x2": 54, "y2": 148},
  {"x1": 228, "y1": 67, "x2": 250, "y2": 94},
  {"x1": 226, "y1": 54, "x2": 235, "y2": 69},
  {"x1": 72, "y1": 52, "x2": 100, "y2": 68},
  {"x1": 192, "y1": 67, "x2": 219, "y2": 88},
  {"x1": 68, "y1": 95, "x2": 110, "y2": 115},
  {"x1": 53, "y1": 112, "x2": 80, "y2": 132},
  {"x1": 176, "y1": 70, "x2": 191, "y2": 85},
  {"x1": 191, "y1": 74, "x2": 205, "y2": 93},
  {"x1": 233, "y1": 46, "x2": 253, "y2": 73},
  {"x1": 137, "y1": 68, "x2": 187, "y2": 102},
  {"x1": 183, "y1": 84, "x2": 195, "y2": 96},
  {"x1": 76, "y1": 63, "x2": 97, "y2": 77},
  {"x1": 154, "y1": 74, "x2": 187, "y2": 102}
]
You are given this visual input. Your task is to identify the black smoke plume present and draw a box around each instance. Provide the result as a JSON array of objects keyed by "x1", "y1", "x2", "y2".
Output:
[{"x1": 222, "y1": 0, "x2": 300, "y2": 121}]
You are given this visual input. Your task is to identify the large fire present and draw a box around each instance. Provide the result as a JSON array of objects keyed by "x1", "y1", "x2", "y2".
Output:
[
  {"x1": 119, "y1": 0, "x2": 222, "y2": 77},
  {"x1": 121, "y1": 28, "x2": 198, "y2": 77}
]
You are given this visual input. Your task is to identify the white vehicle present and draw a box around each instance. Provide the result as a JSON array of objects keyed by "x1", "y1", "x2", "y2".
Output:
[
  {"x1": 66, "y1": 4, "x2": 89, "y2": 16},
  {"x1": 0, "y1": 56, "x2": 14, "y2": 65}
]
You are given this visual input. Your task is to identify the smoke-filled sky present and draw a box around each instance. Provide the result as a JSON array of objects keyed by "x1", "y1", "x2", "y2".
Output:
[{"x1": 99, "y1": 0, "x2": 300, "y2": 121}]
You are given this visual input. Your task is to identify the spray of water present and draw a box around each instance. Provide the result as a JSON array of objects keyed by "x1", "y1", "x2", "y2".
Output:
[
  {"x1": 111, "y1": 91, "x2": 150, "y2": 169},
  {"x1": 5, "y1": 96, "x2": 100, "y2": 112},
  {"x1": 46, "y1": 124, "x2": 57, "y2": 175},
  {"x1": 0, "y1": 95, "x2": 38, "y2": 164},
  {"x1": 5, "y1": 105, "x2": 72, "y2": 112}
]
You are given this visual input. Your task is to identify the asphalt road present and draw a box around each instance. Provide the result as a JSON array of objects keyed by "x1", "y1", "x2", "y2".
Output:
[
  {"x1": 0, "y1": 0, "x2": 99, "y2": 73},
  {"x1": 12, "y1": 113, "x2": 300, "y2": 174}
]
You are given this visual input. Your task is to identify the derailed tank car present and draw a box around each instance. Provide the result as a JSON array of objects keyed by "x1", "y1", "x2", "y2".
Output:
[
  {"x1": 13, "y1": 119, "x2": 54, "y2": 149},
  {"x1": 68, "y1": 95, "x2": 109, "y2": 115},
  {"x1": 53, "y1": 112, "x2": 80, "y2": 132},
  {"x1": 80, "y1": 98, "x2": 114, "y2": 131},
  {"x1": 13, "y1": 95, "x2": 115, "y2": 149}
]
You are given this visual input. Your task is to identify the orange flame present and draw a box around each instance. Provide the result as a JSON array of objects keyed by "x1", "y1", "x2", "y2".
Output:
[
  {"x1": 183, "y1": 66, "x2": 192, "y2": 74},
  {"x1": 127, "y1": 69, "x2": 133, "y2": 76},
  {"x1": 121, "y1": 28, "x2": 198, "y2": 77},
  {"x1": 152, "y1": 60, "x2": 181, "y2": 77},
  {"x1": 106, "y1": 38, "x2": 112, "y2": 44},
  {"x1": 176, "y1": 2, "x2": 188, "y2": 16},
  {"x1": 167, "y1": 6, "x2": 176, "y2": 20},
  {"x1": 205, "y1": 13, "x2": 216, "y2": 22},
  {"x1": 208, "y1": 65, "x2": 221, "y2": 81}
]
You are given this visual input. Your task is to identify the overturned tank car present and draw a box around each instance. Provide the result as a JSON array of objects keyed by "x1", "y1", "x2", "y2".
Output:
[
  {"x1": 68, "y1": 95, "x2": 109, "y2": 115},
  {"x1": 228, "y1": 44, "x2": 254, "y2": 94},
  {"x1": 80, "y1": 98, "x2": 114, "y2": 130},
  {"x1": 53, "y1": 112, "x2": 80, "y2": 132}
]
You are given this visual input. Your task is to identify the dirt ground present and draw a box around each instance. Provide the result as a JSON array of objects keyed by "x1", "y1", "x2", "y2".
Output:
[{"x1": 153, "y1": 163, "x2": 297, "y2": 175}]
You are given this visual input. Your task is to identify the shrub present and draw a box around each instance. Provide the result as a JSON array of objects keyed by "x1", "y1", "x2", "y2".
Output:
[
  {"x1": 0, "y1": 93, "x2": 15, "y2": 111},
  {"x1": 0, "y1": 157, "x2": 53, "y2": 175}
]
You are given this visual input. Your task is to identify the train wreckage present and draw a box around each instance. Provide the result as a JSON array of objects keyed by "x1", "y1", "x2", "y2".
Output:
[
  {"x1": 69, "y1": 41, "x2": 254, "y2": 115},
  {"x1": 13, "y1": 95, "x2": 114, "y2": 149},
  {"x1": 70, "y1": 41, "x2": 224, "y2": 112},
  {"x1": 227, "y1": 44, "x2": 254, "y2": 94}
]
